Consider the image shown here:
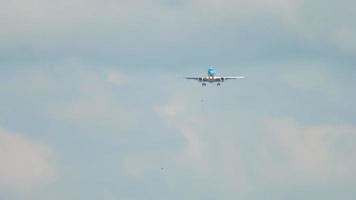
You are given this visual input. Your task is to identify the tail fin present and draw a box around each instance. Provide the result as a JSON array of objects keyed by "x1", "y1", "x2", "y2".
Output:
[{"x1": 208, "y1": 66, "x2": 215, "y2": 76}]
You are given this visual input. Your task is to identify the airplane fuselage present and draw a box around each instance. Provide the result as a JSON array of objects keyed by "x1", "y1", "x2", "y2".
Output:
[
  {"x1": 185, "y1": 66, "x2": 244, "y2": 86},
  {"x1": 200, "y1": 75, "x2": 225, "y2": 83}
]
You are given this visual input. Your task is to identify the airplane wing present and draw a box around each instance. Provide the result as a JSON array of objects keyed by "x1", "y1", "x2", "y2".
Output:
[
  {"x1": 185, "y1": 77, "x2": 201, "y2": 80},
  {"x1": 223, "y1": 76, "x2": 245, "y2": 80}
]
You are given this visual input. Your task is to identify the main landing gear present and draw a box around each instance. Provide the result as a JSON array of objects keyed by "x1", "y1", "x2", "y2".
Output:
[{"x1": 201, "y1": 83, "x2": 221, "y2": 86}]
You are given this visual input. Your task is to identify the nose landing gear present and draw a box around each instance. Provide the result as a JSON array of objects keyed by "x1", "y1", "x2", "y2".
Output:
[
  {"x1": 202, "y1": 83, "x2": 207, "y2": 86},
  {"x1": 217, "y1": 83, "x2": 221, "y2": 86}
]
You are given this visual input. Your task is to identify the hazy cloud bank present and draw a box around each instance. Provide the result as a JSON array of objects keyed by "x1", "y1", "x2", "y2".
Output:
[{"x1": 0, "y1": 128, "x2": 57, "y2": 190}]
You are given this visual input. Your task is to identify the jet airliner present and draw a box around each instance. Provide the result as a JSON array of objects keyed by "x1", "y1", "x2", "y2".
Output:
[{"x1": 185, "y1": 67, "x2": 244, "y2": 86}]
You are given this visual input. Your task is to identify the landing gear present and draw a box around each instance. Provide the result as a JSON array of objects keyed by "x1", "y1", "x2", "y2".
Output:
[
  {"x1": 202, "y1": 83, "x2": 207, "y2": 86},
  {"x1": 217, "y1": 83, "x2": 221, "y2": 86}
]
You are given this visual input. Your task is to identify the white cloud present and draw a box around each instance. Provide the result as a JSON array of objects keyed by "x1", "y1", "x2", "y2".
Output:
[
  {"x1": 0, "y1": 128, "x2": 57, "y2": 189},
  {"x1": 0, "y1": 0, "x2": 298, "y2": 46},
  {"x1": 155, "y1": 96, "x2": 208, "y2": 168},
  {"x1": 2, "y1": 0, "x2": 355, "y2": 58},
  {"x1": 154, "y1": 95, "x2": 251, "y2": 191},
  {"x1": 154, "y1": 97, "x2": 187, "y2": 117},
  {"x1": 40, "y1": 66, "x2": 140, "y2": 131},
  {"x1": 155, "y1": 93, "x2": 356, "y2": 190},
  {"x1": 4, "y1": 0, "x2": 356, "y2": 58},
  {"x1": 121, "y1": 156, "x2": 164, "y2": 179},
  {"x1": 107, "y1": 71, "x2": 130, "y2": 86},
  {"x1": 48, "y1": 86, "x2": 139, "y2": 131},
  {"x1": 271, "y1": 0, "x2": 356, "y2": 54},
  {"x1": 122, "y1": 157, "x2": 146, "y2": 179},
  {"x1": 192, "y1": 0, "x2": 297, "y2": 17},
  {"x1": 331, "y1": 28, "x2": 356, "y2": 53},
  {"x1": 281, "y1": 63, "x2": 332, "y2": 91},
  {"x1": 257, "y1": 118, "x2": 356, "y2": 184}
]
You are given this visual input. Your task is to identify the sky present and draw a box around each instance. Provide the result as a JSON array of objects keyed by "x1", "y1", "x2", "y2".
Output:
[{"x1": 1, "y1": 0, "x2": 356, "y2": 199}]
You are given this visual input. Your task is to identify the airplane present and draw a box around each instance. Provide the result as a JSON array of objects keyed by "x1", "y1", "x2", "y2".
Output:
[{"x1": 185, "y1": 66, "x2": 244, "y2": 86}]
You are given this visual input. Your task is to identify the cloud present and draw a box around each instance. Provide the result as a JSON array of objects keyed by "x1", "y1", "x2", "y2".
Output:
[
  {"x1": 2, "y1": 0, "x2": 355, "y2": 63},
  {"x1": 154, "y1": 94, "x2": 252, "y2": 193},
  {"x1": 107, "y1": 71, "x2": 130, "y2": 86},
  {"x1": 121, "y1": 156, "x2": 162, "y2": 179},
  {"x1": 256, "y1": 118, "x2": 356, "y2": 185},
  {"x1": 0, "y1": 0, "x2": 298, "y2": 49},
  {"x1": 331, "y1": 28, "x2": 356, "y2": 53},
  {"x1": 154, "y1": 96, "x2": 187, "y2": 117},
  {"x1": 33, "y1": 66, "x2": 141, "y2": 131},
  {"x1": 192, "y1": 0, "x2": 297, "y2": 17},
  {"x1": 0, "y1": 128, "x2": 57, "y2": 190},
  {"x1": 155, "y1": 96, "x2": 207, "y2": 167},
  {"x1": 272, "y1": 0, "x2": 356, "y2": 55},
  {"x1": 281, "y1": 63, "x2": 333, "y2": 91},
  {"x1": 155, "y1": 90, "x2": 356, "y2": 195},
  {"x1": 122, "y1": 157, "x2": 146, "y2": 179}
]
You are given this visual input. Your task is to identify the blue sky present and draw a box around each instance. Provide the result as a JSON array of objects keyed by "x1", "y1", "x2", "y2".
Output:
[{"x1": 1, "y1": 0, "x2": 356, "y2": 199}]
